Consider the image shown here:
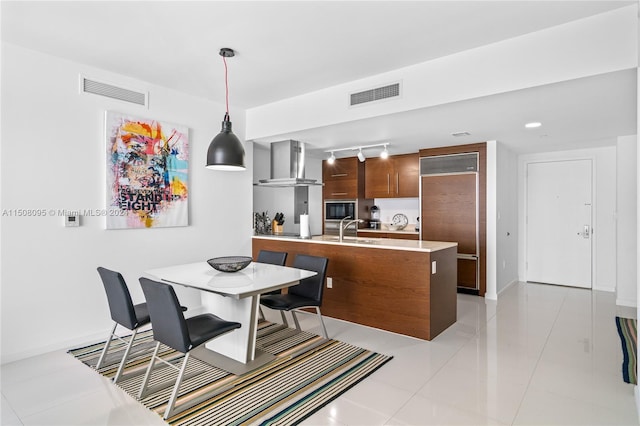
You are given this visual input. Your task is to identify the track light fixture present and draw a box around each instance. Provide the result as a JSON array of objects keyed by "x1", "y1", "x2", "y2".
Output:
[{"x1": 325, "y1": 143, "x2": 390, "y2": 163}]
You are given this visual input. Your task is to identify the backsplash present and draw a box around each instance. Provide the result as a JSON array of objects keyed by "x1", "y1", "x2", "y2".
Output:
[{"x1": 372, "y1": 198, "x2": 420, "y2": 224}]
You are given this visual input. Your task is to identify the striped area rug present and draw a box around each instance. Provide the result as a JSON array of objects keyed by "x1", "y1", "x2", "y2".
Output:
[
  {"x1": 615, "y1": 316, "x2": 637, "y2": 385},
  {"x1": 68, "y1": 322, "x2": 392, "y2": 425}
]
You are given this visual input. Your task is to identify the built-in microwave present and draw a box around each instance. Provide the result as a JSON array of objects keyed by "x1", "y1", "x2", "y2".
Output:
[
  {"x1": 324, "y1": 200, "x2": 358, "y2": 236},
  {"x1": 324, "y1": 200, "x2": 356, "y2": 220}
]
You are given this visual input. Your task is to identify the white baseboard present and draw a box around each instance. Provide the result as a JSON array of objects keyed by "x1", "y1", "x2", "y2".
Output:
[
  {"x1": 1, "y1": 305, "x2": 207, "y2": 365},
  {"x1": 635, "y1": 386, "x2": 640, "y2": 422},
  {"x1": 616, "y1": 298, "x2": 638, "y2": 308},
  {"x1": 497, "y1": 279, "x2": 518, "y2": 297},
  {"x1": 1, "y1": 329, "x2": 112, "y2": 365}
]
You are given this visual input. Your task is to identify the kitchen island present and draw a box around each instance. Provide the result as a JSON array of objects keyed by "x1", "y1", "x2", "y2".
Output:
[{"x1": 252, "y1": 235, "x2": 457, "y2": 340}]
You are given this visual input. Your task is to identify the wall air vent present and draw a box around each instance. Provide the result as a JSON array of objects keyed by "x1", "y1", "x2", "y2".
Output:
[
  {"x1": 451, "y1": 131, "x2": 471, "y2": 137},
  {"x1": 80, "y1": 76, "x2": 148, "y2": 107},
  {"x1": 350, "y1": 82, "x2": 401, "y2": 106}
]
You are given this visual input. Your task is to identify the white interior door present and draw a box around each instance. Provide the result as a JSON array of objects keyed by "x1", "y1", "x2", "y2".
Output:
[{"x1": 526, "y1": 159, "x2": 592, "y2": 288}]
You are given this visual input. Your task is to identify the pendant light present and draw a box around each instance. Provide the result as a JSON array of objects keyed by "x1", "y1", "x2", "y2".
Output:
[{"x1": 206, "y1": 48, "x2": 246, "y2": 171}]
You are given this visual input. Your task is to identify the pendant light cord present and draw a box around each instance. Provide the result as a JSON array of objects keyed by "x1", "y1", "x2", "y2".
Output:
[{"x1": 222, "y1": 55, "x2": 230, "y2": 120}]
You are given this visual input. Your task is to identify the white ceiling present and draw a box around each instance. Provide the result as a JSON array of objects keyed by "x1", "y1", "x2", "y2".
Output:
[{"x1": 2, "y1": 1, "x2": 637, "y2": 155}]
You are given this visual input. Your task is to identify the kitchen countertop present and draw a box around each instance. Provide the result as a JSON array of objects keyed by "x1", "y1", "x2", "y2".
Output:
[{"x1": 252, "y1": 234, "x2": 456, "y2": 252}]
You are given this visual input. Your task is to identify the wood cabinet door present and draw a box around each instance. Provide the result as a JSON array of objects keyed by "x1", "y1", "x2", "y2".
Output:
[
  {"x1": 323, "y1": 180, "x2": 356, "y2": 199},
  {"x1": 364, "y1": 157, "x2": 392, "y2": 198},
  {"x1": 421, "y1": 174, "x2": 477, "y2": 254},
  {"x1": 323, "y1": 157, "x2": 358, "y2": 199},
  {"x1": 357, "y1": 231, "x2": 388, "y2": 238},
  {"x1": 323, "y1": 157, "x2": 357, "y2": 181},
  {"x1": 394, "y1": 153, "x2": 419, "y2": 197},
  {"x1": 391, "y1": 233, "x2": 420, "y2": 240}
]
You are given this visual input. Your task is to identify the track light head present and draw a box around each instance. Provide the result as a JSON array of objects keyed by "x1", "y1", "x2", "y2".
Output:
[
  {"x1": 380, "y1": 144, "x2": 389, "y2": 159},
  {"x1": 328, "y1": 152, "x2": 335, "y2": 164},
  {"x1": 357, "y1": 149, "x2": 365, "y2": 162}
]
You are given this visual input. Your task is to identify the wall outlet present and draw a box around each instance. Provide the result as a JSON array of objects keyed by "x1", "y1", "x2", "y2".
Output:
[
  {"x1": 431, "y1": 261, "x2": 436, "y2": 274},
  {"x1": 327, "y1": 277, "x2": 333, "y2": 288}
]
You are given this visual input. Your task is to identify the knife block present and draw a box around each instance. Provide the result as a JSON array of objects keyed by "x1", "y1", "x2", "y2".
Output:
[{"x1": 272, "y1": 220, "x2": 283, "y2": 234}]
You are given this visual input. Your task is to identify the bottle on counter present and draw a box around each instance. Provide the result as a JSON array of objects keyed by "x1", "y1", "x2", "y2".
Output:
[{"x1": 415, "y1": 217, "x2": 420, "y2": 232}]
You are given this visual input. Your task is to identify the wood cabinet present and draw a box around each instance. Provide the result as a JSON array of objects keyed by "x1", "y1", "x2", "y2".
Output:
[
  {"x1": 252, "y1": 237, "x2": 457, "y2": 340},
  {"x1": 357, "y1": 231, "x2": 419, "y2": 240},
  {"x1": 419, "y1": 142, "x2": 486, "y2": 297},
  {"x1": 322, "y1": 157, "x2": 360, "y2": 199},
  {"x1": 365, "y1": 153, "x2": 419, "y2": 198}
]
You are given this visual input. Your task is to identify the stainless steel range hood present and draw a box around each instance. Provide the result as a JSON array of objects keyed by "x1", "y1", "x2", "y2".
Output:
[{"x1": 256, "y1": 140, "x2": 323, "y2": 187}]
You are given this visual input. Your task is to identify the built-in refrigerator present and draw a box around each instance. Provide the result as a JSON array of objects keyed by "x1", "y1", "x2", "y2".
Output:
[{"x1": 419, "y1": 152, "x2": 479, "y2": 293}]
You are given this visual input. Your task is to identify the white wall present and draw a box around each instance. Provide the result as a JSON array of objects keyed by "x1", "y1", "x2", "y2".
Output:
[
  {"x1": 0, "y1": 43, "x2": 254, "y2": 363},
  {"x1": 617, "y1": 135, "x2": 638, "y2": 306},
  {"x1": 517, "y1": 145, "x2": 618, "y2": 292},
  {"x1": 252, "y1": 144, "x2": 323, "y2": 236},
  {"x1": 496, "y1": 142, "x2": 519, "y2": 295},
  {"x1": 247, "y1": 6, "x2": 637, "y2": 140}
]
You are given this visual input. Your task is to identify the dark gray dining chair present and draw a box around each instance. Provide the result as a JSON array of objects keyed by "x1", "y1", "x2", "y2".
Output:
[
  {"x1": 96, "y1": 267, "x2": 152, "y2": 383},
  {"x1": 260, "y1": 254, "x2": 329, "y2": 338},
  {"x1": 255, "y1": 250, "x2": 288, "y2": 322},
  {"x1": 138, "y1": 277, "x2": 241, "y2": 420}
]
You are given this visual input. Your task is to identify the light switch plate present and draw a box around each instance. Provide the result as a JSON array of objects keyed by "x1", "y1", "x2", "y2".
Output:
[{"x1": 65, "y1": 214, "x2": 79, "y2": 227}]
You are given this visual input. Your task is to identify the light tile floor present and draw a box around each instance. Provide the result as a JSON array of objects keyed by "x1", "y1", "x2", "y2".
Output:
[{"x1": 2, "y1": 282, "x2": 639, "y2": 425}]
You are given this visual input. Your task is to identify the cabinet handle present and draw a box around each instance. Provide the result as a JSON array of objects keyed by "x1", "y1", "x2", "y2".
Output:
[
  {"x1": 396, "y1": 173, "x2": 399, "y2": 194},
  {"x1": 331, "y1": 192, "x2": 347, "y2": 196},
  {"x1": 331, "y1": 173, "x2": 348, "y2": 177},
  {"x1": 387, "y1": 174, "x2": 390, "y2": 194}
]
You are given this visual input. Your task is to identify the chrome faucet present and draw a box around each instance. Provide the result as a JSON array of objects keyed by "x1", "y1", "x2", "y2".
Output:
[{"x1": 339, "y1": 216, "x2": 364, "y2": 242}]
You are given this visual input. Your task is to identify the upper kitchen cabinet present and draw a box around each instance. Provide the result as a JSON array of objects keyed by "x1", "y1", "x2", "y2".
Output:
[
  {"x1": 365, "y1": 153, "x2": 419, "y2": 198},
  {"x1": 322, "y1": 157, "x2": 364, "y2": 199}
]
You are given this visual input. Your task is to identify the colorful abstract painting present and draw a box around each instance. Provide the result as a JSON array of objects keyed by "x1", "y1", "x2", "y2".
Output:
[{"x1": 105, "y1": 111, "x2": 189, "y2": 229}]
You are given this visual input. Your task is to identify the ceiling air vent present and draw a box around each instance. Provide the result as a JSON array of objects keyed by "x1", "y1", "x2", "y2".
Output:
[
  {"x1": 81, "y1": 76, "x2": 148, "y2": 107},
  {"x1": 350, "y1": 82, "x2": 401, "y2": 106},
  {"x1": 451, "y1": 131, "x2": 471, "y2": 137}
]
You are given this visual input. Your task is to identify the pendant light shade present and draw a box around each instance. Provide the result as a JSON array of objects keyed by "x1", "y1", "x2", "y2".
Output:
[
  {"x1": 206, "y1": 48, "x2": 246, "y2": 171},
  {"x1": 206, "y1": 113, "x2": 246, "y2": 171}
]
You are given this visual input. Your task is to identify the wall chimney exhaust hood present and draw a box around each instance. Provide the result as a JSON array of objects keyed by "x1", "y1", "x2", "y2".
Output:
[{"x1": 256, "y1": 140, "x2": 323, "y2": 187}]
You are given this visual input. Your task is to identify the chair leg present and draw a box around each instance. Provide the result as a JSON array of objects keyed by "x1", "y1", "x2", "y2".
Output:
[
  {"x1": 138, "y1": 341, "x2": 161, "y2": 399},
  {"x1": 95, "y1": 322, "x2": 118, "y2": 370},
  {"x1": 291, "y1": 310, "x2": 301, "y2": 331},
  {"x1": 280, "y1": 310, "x2": 289, "y2": 327},
  {"x1": 113, "y1": 328, "x2": 138, "y2": 383},
  {"x1": 315, "y1": 307, "x2": 329, "y2": 339},
  {"x1": 163, "y1": 352, "x2": 191, "y2": 420},
  {"x1": 258, "y1": 306, "x2": 266, "y2": 321}
]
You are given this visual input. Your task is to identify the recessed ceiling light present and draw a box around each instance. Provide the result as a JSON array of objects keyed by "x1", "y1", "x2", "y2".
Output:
[{"x1": 525, "y1": 122, "x2": 542, "y2": 128}]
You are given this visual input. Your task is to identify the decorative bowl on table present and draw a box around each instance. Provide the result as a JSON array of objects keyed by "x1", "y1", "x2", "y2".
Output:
[
  {"x1": 387, "y1": 224, "x2": 404, "y2": 231},
  {"x1": 207, "y1": 256, "x2": 252, "y2": 272}
]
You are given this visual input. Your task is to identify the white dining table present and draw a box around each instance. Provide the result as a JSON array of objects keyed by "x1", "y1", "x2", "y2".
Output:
[{"x1": 144, "y1": 261, "x2": 316, "y2": 374}]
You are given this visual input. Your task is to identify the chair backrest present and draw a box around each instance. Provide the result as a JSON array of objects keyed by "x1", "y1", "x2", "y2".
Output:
[
  {"x1": 256, "y1": 250, "x2": 288, "y2": 266},
  {"x1": 139, "y1": 277, "x2": 192, "y2": 353},
  {"x1": 97, "y1": 267, "x2": 139, "y2": 330},
  {"x1": 289, "y1": 255, "x2": 329, "y2": 305}
]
